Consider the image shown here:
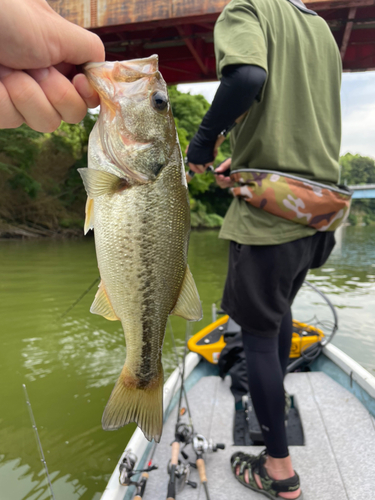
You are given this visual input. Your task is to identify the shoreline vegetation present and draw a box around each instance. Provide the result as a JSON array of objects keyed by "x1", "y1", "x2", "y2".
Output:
[{"x1": 0, "y1": 87, "x2": 374, "y2": 240}]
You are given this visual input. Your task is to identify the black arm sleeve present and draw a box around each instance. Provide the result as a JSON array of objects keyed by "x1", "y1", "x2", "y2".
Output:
[{"x1": 186, "y1": 64, "x2": 267, "y2": 165}]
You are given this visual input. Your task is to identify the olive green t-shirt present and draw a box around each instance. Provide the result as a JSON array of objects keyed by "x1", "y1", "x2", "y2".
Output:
[{"x1": 214, "y1": 0, "x2": 342, "y2": 245}]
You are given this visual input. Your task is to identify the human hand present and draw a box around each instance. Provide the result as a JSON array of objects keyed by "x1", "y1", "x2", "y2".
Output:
[
  {"x1": 185, "y1": 145, "x2": 213, "y2": 174},
  {"x1": 0, "y1": 0, "x2": 105, "y2": 132},
  {"x1": 215, "y1": 158, "x2": 234, "y2": 189},
  {"x1": 185, "y1": 131, "x2": 217, "y2": 174}
]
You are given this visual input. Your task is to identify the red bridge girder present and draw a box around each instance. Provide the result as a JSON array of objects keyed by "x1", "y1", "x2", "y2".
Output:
[{"x1": 48, "y1": 0, "x2": 375, "y2": 83}]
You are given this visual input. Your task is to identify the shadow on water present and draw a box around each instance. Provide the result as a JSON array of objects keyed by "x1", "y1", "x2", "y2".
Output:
[{"x1": 0, "y1": 227, "x2": 374, "y2": 499}]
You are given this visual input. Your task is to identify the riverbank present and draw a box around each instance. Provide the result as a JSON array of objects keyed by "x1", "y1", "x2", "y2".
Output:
[{"x1": 0, "y1": 216, "x2": 224, "y2": 239}]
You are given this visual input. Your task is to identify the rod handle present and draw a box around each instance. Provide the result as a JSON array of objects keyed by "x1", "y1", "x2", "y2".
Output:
[
  {"x1": 167, "y1": 464, "x2": 177, "y2": 500},
  {"x1": 134, "y1": 472, "x2": 149, "y2": 499},
  {"x1": 171, "y1": 441, "x2": 180, "y2": 465},
  {"x1": 196, "y1": 458, "x2": 207, "y2": 483}
]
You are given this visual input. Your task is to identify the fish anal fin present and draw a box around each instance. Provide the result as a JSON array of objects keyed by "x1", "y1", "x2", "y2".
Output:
[
  {"x1": 102, "y1": 364, "x2": 164, "y2": 443},
  {"x1": 90, "y1": 281, "x2": 119, "y2": 321},
  {"x1": 84, "y1": 196, "x2": 94, "y2": 235},
  {"x1": 171, "y1": 265, "x2": 203, "y2": 321},
  {"x1": 78, "y1": 168, "x2": 128, "y2": 198}
]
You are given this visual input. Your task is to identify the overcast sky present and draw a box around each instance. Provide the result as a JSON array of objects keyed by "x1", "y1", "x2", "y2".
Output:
[{"x1": 178, "y1": 71, "x2": 375, "y2": 159}]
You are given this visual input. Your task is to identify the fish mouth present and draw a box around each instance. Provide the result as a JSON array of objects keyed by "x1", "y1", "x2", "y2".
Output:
[
  {"x1": 84, "y1": 55, "x2": 160, "y2": 95},
  {"x1": 84, "y1": 55, "x2": 159, "y2": 79}
]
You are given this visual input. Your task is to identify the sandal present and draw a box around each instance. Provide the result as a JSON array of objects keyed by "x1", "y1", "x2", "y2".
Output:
[{"x1": 230, "y1": 450, "x2": 303, "y2": 499}]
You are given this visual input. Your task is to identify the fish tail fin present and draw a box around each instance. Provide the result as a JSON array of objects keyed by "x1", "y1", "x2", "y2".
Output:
[{"x1": 102, "y1": 364, "x2": 164, "y2": 443}]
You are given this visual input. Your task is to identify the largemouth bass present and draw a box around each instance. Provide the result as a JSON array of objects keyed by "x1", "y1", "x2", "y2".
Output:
[{"x1": 78, "y1": 55, "x2": 202, "y2": 442}]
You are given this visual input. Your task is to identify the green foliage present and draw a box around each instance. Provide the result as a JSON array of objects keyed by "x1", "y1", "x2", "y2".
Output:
[
  {"x1": 190, "y1": 199, "x2": 224, "y2": 228},
  {"x1": 58, "y1": 113, "x2": 99, "y2": 208},
  {"x1": 339, "y1": 153, "x2": 375, "y2": 225},
  {"x1": 348, "y1": 212, "x2": 358, "y2": 226},
  {"x1": 169, "y1": 86, "x2": 210, "y2": 141},
  {"x1": 0, "y1": 125, "x2": 43, "y2": 198},
  {"x1": 340, "y1": 153, "x2": 375, "y2": 185}
]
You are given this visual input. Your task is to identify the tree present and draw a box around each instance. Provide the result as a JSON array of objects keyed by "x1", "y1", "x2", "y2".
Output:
[{"x1": 340, "y1": 153, "x2": 375, "y2": 185}]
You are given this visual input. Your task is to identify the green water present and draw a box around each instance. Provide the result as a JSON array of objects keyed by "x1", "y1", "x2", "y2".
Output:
[{"x1": 1, "y1": 227, "x2": 374, "y2": 499}]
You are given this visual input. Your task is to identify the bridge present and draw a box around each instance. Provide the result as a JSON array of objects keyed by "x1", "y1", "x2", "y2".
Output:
[
  {"x1": 48, "y1": 0, "x2": 375, "y2": 84},
  {"x1": 349, "y1": 184, "x2": 375, "y2": 199}
]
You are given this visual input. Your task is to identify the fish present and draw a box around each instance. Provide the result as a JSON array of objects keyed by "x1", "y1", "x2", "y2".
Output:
[{"x1": 78, "y1": 55, "x2": 202, "y2": 443}]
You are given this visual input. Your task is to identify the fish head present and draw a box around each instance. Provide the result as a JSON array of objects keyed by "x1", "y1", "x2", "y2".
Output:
[{"x1": 84, "y1": 55, "x2": 178, "y2": 183}]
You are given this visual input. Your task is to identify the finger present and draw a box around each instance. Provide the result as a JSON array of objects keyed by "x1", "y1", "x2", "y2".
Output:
[
  {"x1": 2, "y1": 69, "x2": 61, "y2": 133},
  {"x1": 216, "y1": 175, "x2": 234, "y2": 189},
  {"x1": 27, "y1": 67, "x2": 87, "y2": 124},
  {"x1": 0, "y1": 79, "x2": 24, "y2": 129},
  {"x1": 215, "y1": 158, "x2": 232, "y2": 173},
  {"x1": 57, "y1": 22, "x2": 105, "y2": 66},
  {"x1": 188, "y1": 163, "x2": 206, "y2": 174},
  {"x1": 73, "y1": 73, "x2": 100, "y2": 109}
]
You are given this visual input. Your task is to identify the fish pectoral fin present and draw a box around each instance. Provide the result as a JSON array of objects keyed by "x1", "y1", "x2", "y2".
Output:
[
  {"x1": 171, "y1": 265, "x2": 203, "y2": 321},
  {"x1": 90, "y1": 281, "x2": 119, "y2": 321},
  {"x1": 84, "y1": 196, "x2": 94, "y2": 235},
  {"x1": 78, "y1": 168, "x2": 128, "y2": 198}
]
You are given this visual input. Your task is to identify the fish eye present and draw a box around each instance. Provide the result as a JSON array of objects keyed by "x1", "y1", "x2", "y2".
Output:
[{"x1": 151, "y1": 91, "x2": 168, "y2": 113}]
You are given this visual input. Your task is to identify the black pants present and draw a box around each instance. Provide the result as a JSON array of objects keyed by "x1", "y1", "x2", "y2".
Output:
[{"x1": 222, "y1": 232, "x2": 335, "y2": 458}]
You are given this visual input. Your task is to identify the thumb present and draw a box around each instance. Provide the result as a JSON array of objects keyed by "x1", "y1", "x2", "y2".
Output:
[
  {"x1": 57, "y1": 21, "x2": 105, "y2": 65},
  {"x1": 215, "y1": 157, "x2": 232, "y2": 173}
]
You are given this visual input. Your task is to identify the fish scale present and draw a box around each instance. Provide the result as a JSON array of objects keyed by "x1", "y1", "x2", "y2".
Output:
[{"x1": 78, "y1": 55, "x2": 202, "y2": 442}]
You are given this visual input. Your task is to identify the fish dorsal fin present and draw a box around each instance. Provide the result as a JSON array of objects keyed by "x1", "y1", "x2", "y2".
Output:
[
  {"x1": 171, "y1": 265, "x2": 203, "y2": 321},
  {"x1": 84, "y1": 196, "x2": 94, "y2": 235},
  {"x1": 78, "y1": 168, "x2": 128, "y2": 198},
  {"x1": 90, "y1": 281, "x2": 119, "y2": 321}
]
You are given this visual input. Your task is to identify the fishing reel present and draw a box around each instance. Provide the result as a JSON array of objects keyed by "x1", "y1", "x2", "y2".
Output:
[
  {"x1": 119, "y1": 451, "x2": 137, "y2": 486},
  {"x1": 167, "y1": 460, "x2": 197, "y2": 491},
  {"x1": 192, "y1": 434, "x2": 225, "y2": 457},
  {"x1": 119, "y1": 450, "x2": 158, "y2": 487},
  {"x1": 175, "y1": 422, "x2": 193, "y2": 444}
]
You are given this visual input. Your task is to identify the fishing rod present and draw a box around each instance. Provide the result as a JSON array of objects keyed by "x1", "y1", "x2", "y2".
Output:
[
  {"x1": 191, "y1": 435, "x2": 225, "y2": 500},
  {"x1": 167, "y1": 321, "x2": 197, "y2": 500},
  {"x1": 22, "y1": 384, "x2": 56, "y2": 500},
  {"x1": 166, "y1": 321, "x2": 225, "y2": 500}
]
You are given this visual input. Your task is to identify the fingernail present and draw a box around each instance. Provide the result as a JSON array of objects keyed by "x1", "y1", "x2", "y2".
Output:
[
  {"x1": 29, "y1": 68, "x2": 49, "y2": 82},
  {"x1": 0, "y1": 65, "x2": 13, "y2": 79}
]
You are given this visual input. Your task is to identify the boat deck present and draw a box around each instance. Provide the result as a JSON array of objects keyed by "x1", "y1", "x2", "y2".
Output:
[{"x1": 143, "y1": 368, "x2": 375, "y2": 500}]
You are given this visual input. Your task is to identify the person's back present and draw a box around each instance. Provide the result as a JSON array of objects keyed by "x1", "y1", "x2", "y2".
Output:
[{"x1": 214, "y1": 0, "x2": 343, "y2": 244}]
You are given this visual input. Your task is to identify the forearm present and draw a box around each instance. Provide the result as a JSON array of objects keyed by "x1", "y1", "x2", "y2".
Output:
[{"x1": 187, "y1": 64, "x2": 267, "y2": 164}]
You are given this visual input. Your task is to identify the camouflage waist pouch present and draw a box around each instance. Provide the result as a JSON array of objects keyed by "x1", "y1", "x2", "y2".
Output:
[{"x1": 230, "y1": 169, "x2": 352, "y2": 231}]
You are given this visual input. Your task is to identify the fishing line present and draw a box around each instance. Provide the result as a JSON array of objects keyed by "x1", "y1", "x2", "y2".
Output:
[
  {"x1": 168, "y1": 319, "x2": 194, "y2": 430},
  {"x1": 59, "y1": 276, "x2": 100, "y2": 319},
  {"x1": 287, "y1": 280, "x2": 339, "y2": 373},
  {"x1": 23, "y1": 384, "x2": 56, "y2": 500},
  {"x1": 144, "y1": 320, "x2": 194, "y2": 471}
]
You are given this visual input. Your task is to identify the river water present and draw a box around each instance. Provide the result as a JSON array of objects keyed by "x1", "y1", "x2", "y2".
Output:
[{"x1": 1, "y1": 226, "x2": 374, "y2": 500}]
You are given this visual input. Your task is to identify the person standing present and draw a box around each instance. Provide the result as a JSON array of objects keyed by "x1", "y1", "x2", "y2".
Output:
[{"x1": 187, "y1": 0, "x2": 342, "y2": 498}]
